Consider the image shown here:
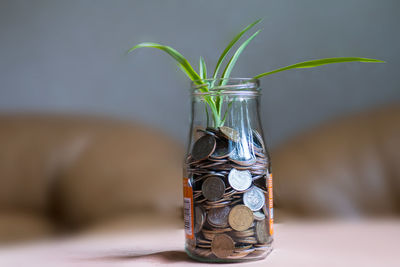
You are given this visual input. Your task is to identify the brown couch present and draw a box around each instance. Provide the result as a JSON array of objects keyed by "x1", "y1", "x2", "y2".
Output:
[
  {"x1": 0, "y1": 105, "x2": 398, "y2": 242},
  {"x1": 273, "y1": 105, "x2": 400, "y2": 217},
  {"x1": 0, "y1": 115, "x2": 183, "y2": 242}
]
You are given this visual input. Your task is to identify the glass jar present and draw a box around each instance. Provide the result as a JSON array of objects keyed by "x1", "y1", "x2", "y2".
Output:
[{"x1": 183, "y1": 78, "x2": 273, "y2": 262}]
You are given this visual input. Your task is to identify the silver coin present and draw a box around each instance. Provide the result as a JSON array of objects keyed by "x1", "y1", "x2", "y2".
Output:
[
  {"x1": 194, "y1": 206, "x2": 205, "y2": 233},
  {"x1": 243, "y1": 186, "x2": 265, "y2": 211},
  {"x1": 207, "y1": 206, "x2": 231, "y2": 227},
  {"x1": 256, "y1": 219, "x2": 270, "y2": 243},
  {"x1": 228, "y1": 168, "x2": 252, "y2": 191},
  {"x1": 253, "y1": 211, "x2": 266, "y2": 221}
]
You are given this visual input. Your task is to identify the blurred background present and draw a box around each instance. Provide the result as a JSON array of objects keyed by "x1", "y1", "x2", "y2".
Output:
[{"x1": 0, "y1": 0, "x2": 399, "y2": 245}]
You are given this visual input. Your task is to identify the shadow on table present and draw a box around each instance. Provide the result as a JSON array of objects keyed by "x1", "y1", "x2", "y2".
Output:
[{"x1": 83, "y1": 250, "x2": 195, "y2": 263}]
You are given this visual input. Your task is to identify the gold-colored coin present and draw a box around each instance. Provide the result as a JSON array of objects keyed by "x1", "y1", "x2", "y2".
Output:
[
  {"x1": 211, "y1": 234, "x2": 235, "y2": 258},
  {"x1": 219, "y1": 126, "x2": 240, "y2": 142},
  {"x1": 228, "y1": 205, "x2": 254, "y2": 231}
]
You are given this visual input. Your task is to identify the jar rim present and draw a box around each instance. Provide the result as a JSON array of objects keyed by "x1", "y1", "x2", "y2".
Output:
[{"x1": 191, "y1": 78, "x2": 260, "y2": 96}]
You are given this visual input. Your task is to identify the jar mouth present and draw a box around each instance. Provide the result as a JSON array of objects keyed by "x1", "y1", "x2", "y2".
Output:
[{"x1": 191, "y1": 78, "x2": 260, "y2": 96}]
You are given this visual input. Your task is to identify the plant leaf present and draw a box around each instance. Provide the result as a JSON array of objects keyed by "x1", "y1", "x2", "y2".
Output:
[
  {"x1": 253, "y1": 57, "x2": 385, "y2": 79},
  {"x1": 127, "y1": 42, "x2": 201, "y2": 82},
  {"x1": 221, "y1": 99, "x2": 235, "y2": 125},
  {"x1": 199, "y1": 56, "x2": 207, "y2": 80},
  {"x1": 212, "y1": 19, "x2": 262, "y2": 80},
  {"x1": 178, "y1": 63, "x2": 194, "y2": 81},
  {"x1": 220, "y1": 30, "x2": 261, "y2": 83}
]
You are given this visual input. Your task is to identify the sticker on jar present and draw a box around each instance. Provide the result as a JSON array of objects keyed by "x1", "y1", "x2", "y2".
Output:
[
  {"x1": 183, "y1": 177, "x2": 194, "y2": 239},
  {"x1": 267, "y1": 173, "x2": 274, "y2": 235}
]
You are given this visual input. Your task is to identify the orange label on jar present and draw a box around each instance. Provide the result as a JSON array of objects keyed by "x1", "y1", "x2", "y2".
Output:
[
  {"x1": 267, "y1": 173, "x2": 274, "y2": 235},
  {"x1": 183, "y1": 177, "x2": 194, "y2": 240}
]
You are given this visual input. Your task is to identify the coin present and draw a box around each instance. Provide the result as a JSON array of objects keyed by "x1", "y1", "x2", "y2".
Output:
[
  {"x1": 231, "y1": 229, "x2": 254, "y2": 238},
  {"x1": 229, "y1": 147, "x2": 257, "y2": 166},
  {"x1": 206, "y1": 127, "x2": 220, "y2": 135},
  {"x1": 252, "y1": 129, "x2": 265, "y2": 151},
  {"x1": 194, "y1": 247, "x2": 213, "y2": 257},
  {"x1": 202, "y1": 227, "x2": 232, "y2": 234},
  {"x1": 202, "y1": 176, "x2": 225, "y2": 201},
  {"x1": 243, "y1": 186, "x2": 265, "y2": 211},
  {"x1": 219, "y1": 126, "x2": 240, "y2": 142},
  {"x1": 197, "y1": 243, "x2": 212, "y2": 248},
  {"x1": 226, "y1": 250, "x2": 251, "y2": 259},
  {"x1": 255, "y1": 219, "x2": 270, "y2": 243},
  {"x1": 253, "y1": 211, "x2": 266, "y2": 221},
  {"x1": 230, "y1": 156, "x2": 257, "y2": 166},
  {"x1": 207, "y1": 206, "x2": 231, "y2": 228},
  {"x1": 234, "y1": 244, "x2": 253, "y2": 251},
  {"x1": 228, "y1": 168, "x2": 252, "y2": 191},
  {"x1": 196, "y1": 128, "x2": 216, "y2": 137},
  {"x1": 211, "y1": 234, "x2": 235, "y2": 258},
  {"x1": 191, "y1": 135, "x2": 216, "y2": 161},
  {"x1": 239, "y1": 237, "x2": 258, "y2": 244},
  {"x1": 228, "y1": 205, "x2": 254, "y2": 231},
  {"x1": 211, "y1": 139, "x2": 232, "y2": 159},
  {"x1": 194, "y1": 206, "x2": 205, "y2": 233}
]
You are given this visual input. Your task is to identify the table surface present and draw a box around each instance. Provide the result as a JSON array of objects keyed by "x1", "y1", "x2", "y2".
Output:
[{"x1": 0, "y1": 220, "x2": 399, "y2": 267}]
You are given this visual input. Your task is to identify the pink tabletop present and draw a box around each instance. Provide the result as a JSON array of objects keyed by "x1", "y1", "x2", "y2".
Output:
[{"x1": 0, "y1": 220, "x2": 399, "y2": 267}]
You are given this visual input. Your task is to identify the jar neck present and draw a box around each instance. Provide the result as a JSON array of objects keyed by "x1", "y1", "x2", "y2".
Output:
[
  {"x1": 191, "y1": 78, "x2": 260, "y2": 97},
  {"x1": 190, "y1": 78, "x2": 261, "y2": 128}
]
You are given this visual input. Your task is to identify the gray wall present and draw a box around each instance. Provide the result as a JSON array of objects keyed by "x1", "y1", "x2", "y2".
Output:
[{"x1": 0, "y1": 0, "x2": 399, "y2": 148}]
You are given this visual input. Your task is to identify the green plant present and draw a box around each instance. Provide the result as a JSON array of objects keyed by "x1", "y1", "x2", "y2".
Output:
[{"x1": 127, "y1": 19, "x2": 384, "y2": 127}]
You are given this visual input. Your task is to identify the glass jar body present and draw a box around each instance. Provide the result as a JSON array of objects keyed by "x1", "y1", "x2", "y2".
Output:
[{"x1": 183, "y1": 79, "x2": 273, "y2": 262}]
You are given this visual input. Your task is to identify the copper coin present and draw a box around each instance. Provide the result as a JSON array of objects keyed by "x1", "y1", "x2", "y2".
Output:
[
  {"x1": 228, "y1": 168, "x2": 252, "y2": 191},
  {"x1": 207, "y1": 206, "x2": 231, "y2": 228},
  {"x1": 206, "y1": 127, "x2": 220, "y2": 135},
  {"x1": 194, "y1": 206, "x2": 205, "y2": 233},
  {"x1": 228, "y1": 205, "x2": 254, "y2": 231},
  {"x1": 211, "y1": 138, "x2": 232, "y2": 159},
  {"x1": 234, "y1": 244, "x2": 253, "y2": 251},
  {"x1": 256, "y1": 219, "x2": 270, "y2": 243},
  {"x1": 196, "y1": 128, "x2": 216, "y2": 137},
  {"x1": 230, "y1": 156, "x2": 257, "y2": 166},
  {"x1": 194, "y1": 247, "x2": 213, "y2": 257},
  {"x1": 201, "y1": 176, "x2": 225, "y2": 201},
  {"x1": 239, "y1": 237, "x2": 258, "y2": 244},
  {"x1": 219, "y1": 126, "x2": 240, "y2": 142},
  {"x1": 252, "y1": 129, "x2": 265, "y2": 151},
  {"x1": 191, "y1": 135, "x2": 216, "y2": 161},
  {"x1": 211, "y1": 234, "x2": 235, "y2": 258},
  {"x1": 229, "y1": 148, "x2": 257, "y2": 166},
  {"x1": 243, "y1": 186, "x2": 265, "y2": 211},
  {"x1": 232, "y1": 230, "x2": 254, "y2": 238},
  {"x1": 202, "y1": 227, "x2": 232, "y2": 234}
]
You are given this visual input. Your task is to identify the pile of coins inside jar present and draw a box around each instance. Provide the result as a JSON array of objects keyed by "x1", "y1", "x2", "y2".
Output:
[{"x1": 185, "y1": 126, "x2": 272, "y2": 260}]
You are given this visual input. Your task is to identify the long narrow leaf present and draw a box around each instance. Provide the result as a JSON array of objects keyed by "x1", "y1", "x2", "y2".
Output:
[
  {"x1": 253, "y1": 57, "x2": 385, "y2": 79},
  {"x1": 199, "y1": 57, "x2": 207, "y2": 79},
  {"x1": 220, "y1": 30, "x2": 261, "y2": 83},
  {"x1": 212, "y1": 19, "x2": 262, "y2": 80},
  {"x1": 178, "y1": 63, "x2": 195, "y2": 82},
  {"x1": 215, "y1": 30, "x2": 261, "y2": 114},
  {"x1": 128, "y1": 42, "x2": 201, "y2": 82}
]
